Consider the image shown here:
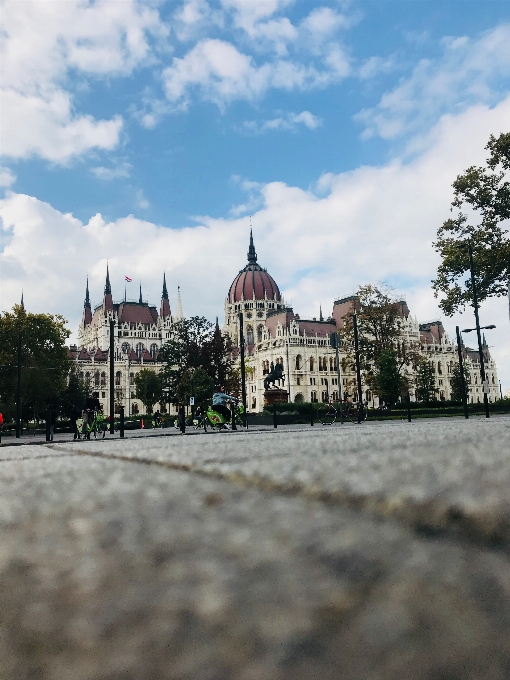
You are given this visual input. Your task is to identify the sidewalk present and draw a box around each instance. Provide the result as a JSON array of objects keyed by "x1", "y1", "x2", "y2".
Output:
[{"x1": 1, "y1": 417, "x2": 510, "y2": 679}]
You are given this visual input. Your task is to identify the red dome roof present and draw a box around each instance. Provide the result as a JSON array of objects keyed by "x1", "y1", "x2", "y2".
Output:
[
  {"x1": 228, "y1": 232, "x2": 281, "y2": 303},
  {"x1": 229, "y1": 264, "x2": 281, "y2": 303}
]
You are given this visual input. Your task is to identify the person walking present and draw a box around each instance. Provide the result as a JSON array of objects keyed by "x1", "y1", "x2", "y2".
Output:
[
  {"x1": 177, "y1": 405, "x2": 186, "y2": 434},
  {"x1": 71, "y1": 403, "x2": 82, "y2": 440},
  {"x1": 49, "y1": 409, "x2": 57, "y2": 441}
]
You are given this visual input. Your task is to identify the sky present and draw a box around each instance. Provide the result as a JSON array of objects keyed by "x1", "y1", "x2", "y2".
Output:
[{"x1": 1, "y1": 0, "x2": 509, "y2": 391}]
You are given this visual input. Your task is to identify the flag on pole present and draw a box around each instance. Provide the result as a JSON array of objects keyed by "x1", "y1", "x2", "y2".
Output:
[{"x1": 125, "y1": 276, "x2": 132, "y2": 282}]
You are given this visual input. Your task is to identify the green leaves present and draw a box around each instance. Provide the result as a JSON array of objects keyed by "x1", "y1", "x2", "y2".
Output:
[
  {"x1": 0, "y1": 304, "x2": 71, "y2": 420},
  {"x1": 433, "y1": 132, "x2": 510, "y2": 315},
  {"x1": 134, "y1": 369, "x2": 163, "y2": 415},
  {"x1": 158, "y1": 317, "x2": 236, "y2": 404}
]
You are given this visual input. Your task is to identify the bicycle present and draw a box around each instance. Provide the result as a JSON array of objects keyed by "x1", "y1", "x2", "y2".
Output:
[
  {"x1": 317, "y1": 402, "x2": 337, "y2": 425},
  {"x1": 343, "y1": 401, "x2": 368, "y2": 423},
  {"x1": 81, "y1": 410, "x2": 108, "y2": 439},
  {"x1": 204, "y1": 402, "x2": 246, "y2": 432}
]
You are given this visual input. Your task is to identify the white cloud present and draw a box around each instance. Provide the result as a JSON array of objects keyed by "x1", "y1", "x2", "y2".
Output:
[
  {"x1": 162, "y1": 38, "x2": 349, "y2": 109},
  {"x1": 1, "y1": 98, "x2": 509, "y2": 385},
  {"x1": 135, "y1": 190, "x2": 150, "y2": 210},
  {"x1": 91, "y1": 163, "x2": 133, "y2": 181},
  {"x1": 358, "y1": 55, "x2": 396, "y2": 80},
  {"x1": 0, "y1": 0, "x2": 167, "y2": 162},
  {"x1": 0, "y1": 168, "x2": 16, "y2": 188},
  {"x1": 243, "y1": 110, "x2": 323, "y2": 133},
  {"x1": 356, "y1": 23, "x2": 510, "y2": 139},
  {"x1": 1, "y1": 89, "x2": 123, "y2": 163}
]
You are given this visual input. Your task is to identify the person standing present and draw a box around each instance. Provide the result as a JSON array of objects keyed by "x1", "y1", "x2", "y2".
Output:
[
  {"x1": 177, "y1": 405, "x2": 186, "y2": 434},
  {"x1": 71, "y1": 403, "x2": 82, "y2": 440}
]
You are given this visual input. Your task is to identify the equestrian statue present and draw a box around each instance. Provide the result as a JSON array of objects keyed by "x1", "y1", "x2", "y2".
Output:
[{"x1": 264, "y1": 361, "x2": 285, "y2": 391}]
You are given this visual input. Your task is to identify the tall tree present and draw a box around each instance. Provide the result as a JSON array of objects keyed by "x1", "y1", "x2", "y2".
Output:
[
  {"x1": 371, "y1": 350, "x2": 406, "y2": 408},
  {"x1": 134, "y1": 369, "x2": 162, "y2": 415},
  {"x1": 415, "y1": 360, "x2": 437, "y2": 403},
  {"x1": 432, "y1": 132, "x2": 510, "y2": 315},
  {"x1": 339, "y1": 285, "x2": 421, "y2": 395},
  {"x1": 450, "y1": 362, "x2": 470, "y2": 404},
  {"x1": 175, "y1": 367, "x2": 214, "y2": 407},
  {"x1": 0, "y1": 305, "x2": 70, "y2": 421},
  {"x1": 158, "y1": 317, "x2": 237, "y2": 403}
]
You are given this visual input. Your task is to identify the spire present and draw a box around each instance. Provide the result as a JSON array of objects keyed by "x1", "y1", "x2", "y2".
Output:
[
  {"x1": 482, "y1": 333, "x2": 487, "y2": 348},
  {"x1": 20, "y1": 291, "x2": 24, "y2": 311},
  {"x1": 175, "y1": 285, "x2": 184, "y2": 320},
  {"x1": 82, "y1": 276, "x2": 92, "y2": 325},
  {"x1": 160, "y1": 273, "x2": 171, "y2": 319},
  {"x1": 84, "y1": 276, "x2": 91, "y2": 308},
  {"x1": 104, "y1": 263, "x2": 111, "y2": 295},
  {"x1": 215, "y1": 316, "x2": 219, "y2": 330},
  {"x1": 319, "y1": 305, "x2": 323, "y2": 322},
  {"x1": 139, "y1": 282, "x2": 143, "y2": 304},
  {"x1": 247, "y1": 229, "x2": 257, "y2": 264}
]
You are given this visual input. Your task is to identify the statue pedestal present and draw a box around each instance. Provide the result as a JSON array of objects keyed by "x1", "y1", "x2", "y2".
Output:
[{"x1": 264, "y1": 389, "x2": 288, "y2": 407}]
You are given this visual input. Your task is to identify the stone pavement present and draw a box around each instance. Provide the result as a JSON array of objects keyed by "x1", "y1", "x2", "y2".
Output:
[{"x1": 1, "y1": 418, "x2": 510, "y2": 679}]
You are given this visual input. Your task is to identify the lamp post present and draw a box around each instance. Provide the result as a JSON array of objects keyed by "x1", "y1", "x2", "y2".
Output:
[
  {"x1": 461, "y1": 324, "x2": 496, "y2": 415},
  {"x1": 238, "y1": 313, "x2": 247, "y2": 425},
  {"x1": 109, "y1": 318, "x2": 115, "y2": 433},
  {"x1": 457, "y1": 242, "x2": 493, "y2": 418},
  {"x1": 352, "y1": 313, "x2": 364, "y2": 424},
  {"x1": 455, "y1": 326, "x2": 469, "y2": 419},
  {"x1": 330, "y1": 332, "x2": 344, "y2": 423}
]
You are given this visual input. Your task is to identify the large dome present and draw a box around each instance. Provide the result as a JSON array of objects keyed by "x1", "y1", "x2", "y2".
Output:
[{"x1": 228, "y1": 232, "x2": 281, "y2": 304}]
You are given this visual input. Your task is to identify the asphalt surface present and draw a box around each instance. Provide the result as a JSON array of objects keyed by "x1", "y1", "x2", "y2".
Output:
[{"x1": 2, "y1": 417, "x2": 510, "y2": 679}]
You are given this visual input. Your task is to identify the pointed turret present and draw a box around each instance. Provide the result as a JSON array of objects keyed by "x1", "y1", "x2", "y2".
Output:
[
  {"x1": 139, "y1": 282, "x2": 143, "y2": 304},
  {"x1": 82, "y1": 276, "x2": 92, "y2": 326},
  {"x1": 247, "y1": 229, "x2": 257, "y2": 265},
  {"x1": 175, "y1": 285, "x2": 184, "y2": 320},
  {"x1": 104, "y1": 263, "x2": 111, "y2": 295},
  {"x1": 160, "y1": 273, "x2": 171, "y2": 319},
  {"x1": 103, "y1": 264, "x2": 113, "y2": 312},
  {"x1": 20, "y1": 291, "x2": 25, "y2": 311},
  {"x1": 319, "y1": 305, "x2": 323, "y2": 322}
]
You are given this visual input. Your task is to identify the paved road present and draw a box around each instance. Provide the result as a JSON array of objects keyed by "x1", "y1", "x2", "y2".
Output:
[{"x1": 1, "y1": 417, "x2": 510, "y2": 679}]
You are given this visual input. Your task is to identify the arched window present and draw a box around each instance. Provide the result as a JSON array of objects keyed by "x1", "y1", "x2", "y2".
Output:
[
  {"x1": 310, "y1": 357, "x2": 315, "y2": 371},
  {"x1": 295, "y1": 355, "x2": 302, "y2": 370},
  {"x1": 150, "y1": 343, "x2": 158, "y2": 358},
  {"x1": 100, "y1": 372, "x2": 106, "y2": 386},
  {"x1": 294, "y1": 393, "x2": 304, "y2": 403},
  {"x1": 437, "y1": 362, "x2": 442, "y2": 375},
  {"x1": 129, "y1": 372, "x2": 134, "y2": 385},
  {"x1": 94, "y1": 371, "x2": 100, "y2": 386},
  {"x1": 131, "y1": 403, "x2": 139, "y2": 415},
  {"x1": 323, "y1": 356, "x2": 328, "y2": 371},
  {"x1": 136, "y1": 342, "x2": 144, "y2": 359},
  {"x1": 331, "y1": 391, "x2": 339, "y2": 402},
  {"x1": 115, "y1": 371, "x2": 121, "y2": 386},
  {"x1": 318, "y1": 357, "x2": 323, "y2": 371},
  {"x1": 257, "y1": 325, "x2": 263, "y2": 342},
  {"x1": 246, "y1": 326, "x2": 254, "y2": 344},
  {"x1": 329, "y1": 357, "x2": 334, "y2": 371},
  {"x1": 121, "y1": 342, "x2": 130, "y2": 354},
  {"x1": 311, "y1": 391, "x2": 318, "y2": 403}
]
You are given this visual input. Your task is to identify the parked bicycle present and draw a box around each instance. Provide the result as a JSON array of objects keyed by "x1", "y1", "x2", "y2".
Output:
[
  {"x1": 204, "y1": 401, "x2": 246, "y2": 432},
  {"x1": 343, "y1": 401, "x2": 368, "y2": 423},
  {"x1": 80, "y1": 410, "x2": 108, "y2": 439},
  {"x1": 317, "y1": 402, "x2": 337, "y2": 425}
]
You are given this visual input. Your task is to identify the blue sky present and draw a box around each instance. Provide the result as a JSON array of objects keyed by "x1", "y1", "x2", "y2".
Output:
[{"x1": 1, "y1": 0, "x2": 509, "y2": 388}]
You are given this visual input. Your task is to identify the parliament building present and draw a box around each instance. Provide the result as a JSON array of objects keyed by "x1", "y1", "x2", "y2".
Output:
[{"x1": 69, "y1": 234, "x2": 500, "y2": 415}]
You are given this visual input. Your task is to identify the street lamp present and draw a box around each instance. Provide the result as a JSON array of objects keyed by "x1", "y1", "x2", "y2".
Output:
[
  {"x1": 460, "y1": 324, "x2": 496, "y2": 410},
  {"x1": 456, "y1": 242, "x2": 492, "y2": 418}
]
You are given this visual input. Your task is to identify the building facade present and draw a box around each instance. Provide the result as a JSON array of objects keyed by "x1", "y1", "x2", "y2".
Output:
[
  {"x1": 69, "y1": 267, "x2": 181, "y2": 415},
  {"x1": 69, "y1": 235, "x2": 500, "y2": 415},
  {"x1": 223, "y1": 234, "x2": 500, "y2": 411}
]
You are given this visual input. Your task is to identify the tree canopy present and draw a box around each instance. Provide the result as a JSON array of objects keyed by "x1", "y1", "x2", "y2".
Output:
[
  {"x1": 433, "y1": 132, "x2": 510, "y2": 315},
  {"x1": 158, "y1": 317, "x2": 236, "y2": 404},
  {"x1": 339, "y1": 285, "x2": 420, "y2": 398},
  {"x1": 134, "y1": 369, "x2": 163, "y2": 414},
  {"x1": 0, "y1": 305, "x2": 71, "y2": 421}
]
